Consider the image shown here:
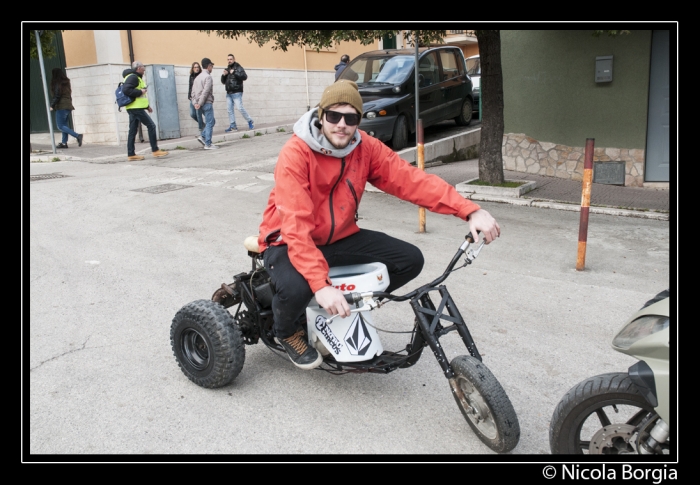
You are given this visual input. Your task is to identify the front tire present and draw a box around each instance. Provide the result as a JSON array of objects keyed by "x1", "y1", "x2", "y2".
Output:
[
  {"x1": 171, "y1": 299, "x2": 245, "y2": 388},
  {"x1": 391, "y1": 115, "x2": 409, "y2": 151},
  {"x1": 454, "y1": 97, "x2": 473, "y2": 126},
  {"x1": 449, "y1": 355, "x2": 520, "y2": 453},
  {"x1": 549, "y1": 372, "x2": 656, "y2": 454}
]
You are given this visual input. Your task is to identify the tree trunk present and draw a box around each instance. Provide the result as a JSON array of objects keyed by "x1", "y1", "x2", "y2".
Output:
[{"x1": 475, "y1": 30, "x2": 505, "y2": 185}]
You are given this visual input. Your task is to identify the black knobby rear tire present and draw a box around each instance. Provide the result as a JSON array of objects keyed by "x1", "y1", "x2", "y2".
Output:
[
  {"x1": 454, "y1": 97, "x2": 473, "y2": 126},
  {"x1": 171, "y1": 299, "x2": 245, "y2": 388},
  {"x1": 450, "y1": 355, "x2": 520, "y2": 453},
  {"x1": 391, "y1": 115, "x2": 409, "y2": 151},
  {"x1": 549, "y1": 372, "x2": 655, "y2": 454}
]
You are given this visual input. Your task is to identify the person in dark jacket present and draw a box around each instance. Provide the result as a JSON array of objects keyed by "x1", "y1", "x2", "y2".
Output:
[
  {"x1": 121, "y1": 61, "x2": 168, "y2": 161},
  {"x1": 334, "y1": 54, "x2": 350, "y2": 81},
  {"x1": 49, "y1": 68, "x2": 83, "y2": 148},
  {"x1": 188, "y1": 61, "x2": 205, "y2": 134},
  {"x1": 221, "y1": 54, "x2": 254, "y2": 132}
]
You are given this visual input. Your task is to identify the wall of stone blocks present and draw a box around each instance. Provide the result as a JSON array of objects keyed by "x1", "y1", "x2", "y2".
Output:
[
  {"x1": 502, "y1": 133, "x2": 647, "y2": 188},
  {"x1": 67, "y1": 64, "x2": 335, "y2": 145}
]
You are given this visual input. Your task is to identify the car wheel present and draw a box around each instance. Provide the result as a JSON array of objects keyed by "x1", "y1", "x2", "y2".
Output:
[
  {"x1": 454, "y1": 97, "x2": 473, "y2": 126},
  {"x1": 391, "y1": 115, "x2": 409, "y2": 151}
]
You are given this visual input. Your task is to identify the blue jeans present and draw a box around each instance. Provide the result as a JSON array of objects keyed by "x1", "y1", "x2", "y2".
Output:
[
  {"x1": 189, "y1": 101, "x2": 205, "y2": 132},
  {"x1": 55, "y1": 109, "x2": 80, "y2": 144},
  {"x1": 200, "y1": 103, "x2": 215, "y2": 145},
  {"x1": 127, "y1": 108, "x2": 159, "y2": 156},
  {"x1": 226, "y1": 92, "x2": 252, "y2": 128}
]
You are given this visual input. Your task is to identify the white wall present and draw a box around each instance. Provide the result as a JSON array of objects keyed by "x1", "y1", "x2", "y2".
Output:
[
  {"x1": 93, "y1": 31, "x2": 123, "y2": 64},
  {"x1": 67, "y1": 63, "x2": 335, "y2": 145}
]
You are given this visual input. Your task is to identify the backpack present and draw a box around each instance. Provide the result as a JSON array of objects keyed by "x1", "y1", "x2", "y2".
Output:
[{"x1": 115, "y1": 81, "x2": 133, "y2": 111}]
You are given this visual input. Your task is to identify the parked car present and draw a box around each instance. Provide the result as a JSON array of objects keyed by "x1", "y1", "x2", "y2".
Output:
[
  {"x1": 466, "y1": 54, "x2": 480, "y2": 117},
  {"x1": 336, "y1": 46, "x2": 475, "y2": 150}
]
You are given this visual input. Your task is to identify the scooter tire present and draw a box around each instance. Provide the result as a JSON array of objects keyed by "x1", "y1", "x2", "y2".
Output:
[
  {"x1": 450, "y1": 355, "x2": 520, "y2": 453},
  {"x1": 549, "y1": 372, "x2": 655, "y2": 454},
  {"x1": 171, "y1": 299, "x2": 245, "y2": 388}
]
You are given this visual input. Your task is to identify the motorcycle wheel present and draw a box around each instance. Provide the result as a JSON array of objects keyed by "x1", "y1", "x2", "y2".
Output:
[
  {"x1": 549, "y1": 372, "x2": 656, "y2": 454},
  {"x1": 449, "y1": 355, "x2": 520, "y2": 453},
  {"x1": 170, "y1": 299, "x2": 245, "y2": 388}
]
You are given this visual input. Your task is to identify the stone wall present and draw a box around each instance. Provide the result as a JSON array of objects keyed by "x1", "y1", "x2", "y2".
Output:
[
  {"x1": 502, "y1": 133, "x2": 646, "y2": 187},
  {"x1": 66, "y1": 64, "x2": 335, "y2": 145}
]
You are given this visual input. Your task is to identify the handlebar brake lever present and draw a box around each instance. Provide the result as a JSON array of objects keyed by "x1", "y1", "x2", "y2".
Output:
[
  {"x1": 464, "y1": 239, "x2": 486, "y2": 263},
  {"x1": 324, "y1": 297, "x2": 381, "y2": 325}
]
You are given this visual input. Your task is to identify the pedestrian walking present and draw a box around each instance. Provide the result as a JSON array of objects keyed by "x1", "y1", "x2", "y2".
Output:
[
  {"x1": 334, "y1": 54, "x2": 350, "y2": 81},
  {"x1": 188, "y1": 61, "x2": 205, "y2": 134},
  {"x1": 192, "y1": 57, "x2": 218, "y2": 149},
  {"x1": 49, "y1": 68, "x2": 83, "y2": 149},
  {"x1": 121, "y1": 61, "x2": 169, "y2": 161},
  {"x1": 221, "y1": 54, "x2": 254, "y2": 132}
]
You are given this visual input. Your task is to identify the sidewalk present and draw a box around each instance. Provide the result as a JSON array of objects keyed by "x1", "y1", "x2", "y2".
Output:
[
  {"x1": 28, "y1": 120, "x2": 295, "y2": 161},
  {"x1": 29, "y1": 122, "x2": 670, "y2": 221}
]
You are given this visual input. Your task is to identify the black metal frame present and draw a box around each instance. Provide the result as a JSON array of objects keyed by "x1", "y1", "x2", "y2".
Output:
[
  {"x1": 228, "y1": 260, "x2": 482, "y2": 379},
  {"x1": 226, "y1": 234, "x2": 483, "y2": 379}
]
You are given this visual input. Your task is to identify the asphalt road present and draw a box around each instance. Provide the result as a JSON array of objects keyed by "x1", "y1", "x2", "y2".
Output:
[{"x1": 27, "y1": 131, "x2": 671, "y2": 461}]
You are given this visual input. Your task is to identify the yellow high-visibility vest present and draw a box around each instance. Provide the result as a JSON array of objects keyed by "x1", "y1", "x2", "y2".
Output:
[{"x1": 124, "y1": 74, "x2": 149, "y2": 110}]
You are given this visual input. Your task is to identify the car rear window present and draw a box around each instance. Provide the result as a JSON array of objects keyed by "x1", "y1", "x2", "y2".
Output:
[{"x1": 340, "y1": 55, "x2": 415, "y2": 84}]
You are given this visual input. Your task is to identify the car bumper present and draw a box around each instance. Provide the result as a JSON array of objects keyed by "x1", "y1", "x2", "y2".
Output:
[{"x1": 359, "y1": 115, "x2": 398, "y2": 142}]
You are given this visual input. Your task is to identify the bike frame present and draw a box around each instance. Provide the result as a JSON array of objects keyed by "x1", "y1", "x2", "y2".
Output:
[{"x1": 227, "y1": 234, "x2": 486, "y2": 377}]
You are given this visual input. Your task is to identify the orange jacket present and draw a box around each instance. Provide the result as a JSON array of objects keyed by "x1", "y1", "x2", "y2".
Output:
[{"x1": 258, "y1": 130, "x2": 481, "y2": 293}]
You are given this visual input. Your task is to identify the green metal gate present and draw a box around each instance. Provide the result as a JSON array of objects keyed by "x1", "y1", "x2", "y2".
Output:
[{"x1": 29, "y1": 31, "x2": 69, "y2": 133}]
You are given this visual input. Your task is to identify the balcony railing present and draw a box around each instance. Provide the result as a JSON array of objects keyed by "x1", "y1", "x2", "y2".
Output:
[{"x1": 448, "y1": 30, "x2": 465, "y2": 35}]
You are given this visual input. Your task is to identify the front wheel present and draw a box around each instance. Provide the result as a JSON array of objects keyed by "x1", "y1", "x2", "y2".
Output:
[
  {"x1": 171, "y1": 299, "x2": 245, "y2": 388},
  {"x1": 549, "y1": 372, "x2": 658, "y2": 454},
  {"x1": 391, "y1": 115, "x2": 409, "y2": 151},
  {"x1": 449, "y1": 355, "x2": 520, "y2": 453},
  {"x1": 454, "y1": 97, "x2": 473, "y2": 126}
]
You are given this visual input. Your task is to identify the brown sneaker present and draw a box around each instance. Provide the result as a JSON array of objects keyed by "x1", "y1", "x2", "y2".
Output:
[
  {"x1": 278, "y1": 329, "x2": 322, "y2": 370},
  {"x1": 152, "y1": 149, "x2": 169, "y2": 158},
  {"x1": 127, "y1": 155, "x2": 145, "y2": 161}
]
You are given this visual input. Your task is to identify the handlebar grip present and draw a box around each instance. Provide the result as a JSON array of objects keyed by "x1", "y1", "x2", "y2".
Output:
[
  {"x1": 466, "y1": 231, "x2": 483, "y2": 243},
  {"x1": 344, "y1": 293, "x2": 359, "y2": 304}
]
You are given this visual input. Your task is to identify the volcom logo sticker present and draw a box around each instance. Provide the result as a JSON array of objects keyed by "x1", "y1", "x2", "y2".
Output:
[
  {"x1": 344, "y1": 313, "x2": 372, "y2": 356},
  {"x1": 315, "y1": 315, "x2": 343, "y2": 354}
]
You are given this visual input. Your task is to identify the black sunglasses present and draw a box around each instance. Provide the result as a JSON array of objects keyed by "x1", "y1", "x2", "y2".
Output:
[{"x1": 324, "y1": 110, "x2": 361, "y2": 126}]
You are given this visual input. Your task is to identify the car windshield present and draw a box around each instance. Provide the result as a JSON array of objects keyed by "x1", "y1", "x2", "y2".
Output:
[
  {"x1": 466, "y1": 57, "x2": 480, "y2": 77},
  {"x1": 340, "y1": 55, "x2": 415, "y2": 84}
]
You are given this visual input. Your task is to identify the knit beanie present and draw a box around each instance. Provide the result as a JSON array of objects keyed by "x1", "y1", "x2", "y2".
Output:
[{"x1": 317, "y1": 80, "x2": 364, "y2": 120}]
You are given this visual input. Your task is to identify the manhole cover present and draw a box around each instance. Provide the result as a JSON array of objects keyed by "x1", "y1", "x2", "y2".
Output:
[
  {"x1": 30, "y1": 173, "x2": 70, "y2": 181},
  {"x1": 132, "y1": 183, "x2": 193, "y2": 194}
]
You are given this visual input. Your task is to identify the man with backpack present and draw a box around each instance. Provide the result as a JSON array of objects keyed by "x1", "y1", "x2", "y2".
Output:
[
  {"x1": 221, "y1": 54, "x2": 254, "y2": 132},
  {"x1": 121, "y1": 61, "x2": 168, "y2": 161}
]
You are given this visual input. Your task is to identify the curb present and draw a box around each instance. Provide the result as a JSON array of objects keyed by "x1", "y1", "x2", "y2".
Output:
[
  {"x1": 29, "y1": 123, "x2": 296, "y2": 164},
  {"x1": 465, "y1": 193, "x2": 669, "y2": 221}
]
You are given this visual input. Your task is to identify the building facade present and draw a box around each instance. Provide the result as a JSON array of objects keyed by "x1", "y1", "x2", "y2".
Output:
[
  {"x1": 35, "y1": 30, "x2": 384, "y2": 143},
  {"x1": 499, "y1": 29, "x2": 671, "y2": 187}
]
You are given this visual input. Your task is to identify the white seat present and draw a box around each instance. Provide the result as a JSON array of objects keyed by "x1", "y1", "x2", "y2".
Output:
[{"x1": 244, "y1": 236, "x2": 260, "y2": 253}]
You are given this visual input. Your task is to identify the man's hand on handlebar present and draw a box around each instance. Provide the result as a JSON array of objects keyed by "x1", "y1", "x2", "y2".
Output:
[
  {"x1": 467, "y1": 209, "x2": 501, "y2": 244},
  {"x1": 315, "y1": 286, "x2": 351, "y2": 318}
]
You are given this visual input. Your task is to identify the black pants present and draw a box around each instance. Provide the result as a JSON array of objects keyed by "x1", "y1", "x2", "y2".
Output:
[
  {"x1": 263, "y1": 229, "x2": 424, "y2": 339},
  {"x1": 127, "y1": 109, "x2": 158, "y2": 156}
]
